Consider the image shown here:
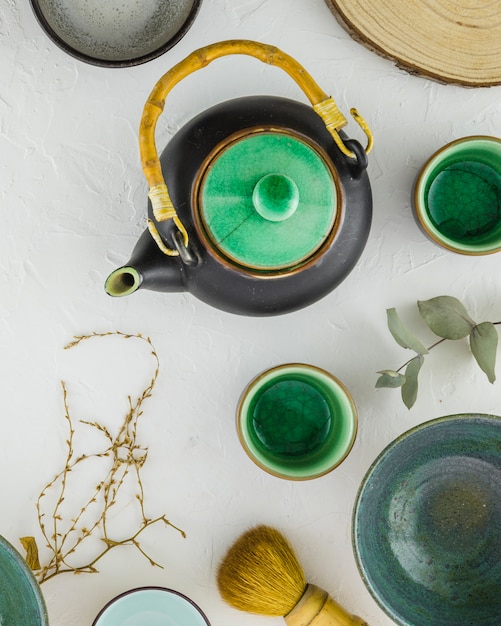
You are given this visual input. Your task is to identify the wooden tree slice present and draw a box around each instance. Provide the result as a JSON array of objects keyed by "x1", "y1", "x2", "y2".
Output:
[{"x1": 324, "y1": 0, "x2": 501, "y2": 87}]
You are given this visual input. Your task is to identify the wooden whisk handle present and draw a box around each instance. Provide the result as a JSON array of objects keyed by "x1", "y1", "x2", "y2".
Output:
[{"x1": 285, "y1": 584, "x2": 369, "y2": 626}]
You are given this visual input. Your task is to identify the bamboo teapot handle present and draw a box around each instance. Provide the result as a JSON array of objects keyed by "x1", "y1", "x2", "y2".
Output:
[{"x1": 140, "y1": 39, "x2": 373, "y2": 256}]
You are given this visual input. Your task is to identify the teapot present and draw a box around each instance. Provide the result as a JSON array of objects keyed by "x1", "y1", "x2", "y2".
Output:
[{"x1": 105, "y1": 40, "x2": 373, "y2": 316}]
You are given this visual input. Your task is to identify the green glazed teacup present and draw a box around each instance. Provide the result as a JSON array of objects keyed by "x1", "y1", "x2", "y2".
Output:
[
  {"x1": 414, "y1": 136, "x2": 501, "y2": 254},
  {"x1": 237, "y1": 363, "x2": 357, "y2": 480}
]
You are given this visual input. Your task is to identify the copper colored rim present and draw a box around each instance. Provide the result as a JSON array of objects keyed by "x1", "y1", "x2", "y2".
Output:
[
  {"x1": 193, "y1": 127, "x2": 344, "y2": 275},
  {"x1": 414, "y1": 135, "x2": 501, "y2": 255},
  {"x1": 236, "y1": 363, "x2": 358, "y2": 481}
]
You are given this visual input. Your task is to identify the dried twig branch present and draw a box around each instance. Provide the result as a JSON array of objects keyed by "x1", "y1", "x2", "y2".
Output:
[{"x1": 21, "y1": 331, "x2": 185, "y2": 583}]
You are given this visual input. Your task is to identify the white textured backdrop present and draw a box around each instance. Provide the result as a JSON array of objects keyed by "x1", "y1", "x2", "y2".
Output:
[{"x1": 1, "y1": 0, "x2": 501, "y2": 624}]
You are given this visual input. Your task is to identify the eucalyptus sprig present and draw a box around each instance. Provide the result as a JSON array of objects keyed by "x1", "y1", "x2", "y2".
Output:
[
  {"x1": 376, "y1": 295, "x2": 500, "y2": 409},
  {"x1": 20, "y1": 331, "x2": 185, "y2": 583}
]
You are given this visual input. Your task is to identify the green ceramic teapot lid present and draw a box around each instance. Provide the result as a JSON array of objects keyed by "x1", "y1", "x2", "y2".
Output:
[{"x1": 198, "y1": 131, "x2": 338, "y2": 270}]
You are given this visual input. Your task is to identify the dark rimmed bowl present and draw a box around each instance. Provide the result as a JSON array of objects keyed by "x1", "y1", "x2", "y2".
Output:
[
  {"x1": 92, "y1": 587, "x2": 211, "y2": 625},
  {"x1": 29, "y1": 0, "x2": 203, "y2": 67},
  {"x1": 353, "y1": 414, "x2": 501, "y2": 626}
]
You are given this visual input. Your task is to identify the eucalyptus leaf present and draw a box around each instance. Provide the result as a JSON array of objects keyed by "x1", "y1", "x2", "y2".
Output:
[
  {"x1": 417, "y1": 296, "x2": 475, "y2": 340},
  {"x1": 376, "y1": 370, "x2": 406, "y2": 388},
  {"x1": 470, "y1": 322, "x2": 498, "y2": 383},
  {"x1": 401, "y1": 355, "x2": 424, "y2": 409},
  {"x1": 386, "y1": 308, "x2": 429, "y2": 354}
]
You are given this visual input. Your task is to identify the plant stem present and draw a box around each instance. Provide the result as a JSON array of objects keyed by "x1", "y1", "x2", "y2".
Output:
[
  {"x1": 395, "y1": 321, "x2": 501, "y2": 373},
  {"x1": 396, "y1": 338, "x2": 446, "y2": 373}
]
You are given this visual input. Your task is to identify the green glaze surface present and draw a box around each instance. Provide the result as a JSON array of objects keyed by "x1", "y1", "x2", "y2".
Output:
[
  {"x1": 426, "y1": 161, "x2": 501, "y2": 241},
  {"x1": 252, "y1": 173, "x2": 299, "y2": 222},
  {"x1": 353, "y1": 414, "x2": 501, "y2": 626},
  {"x1": 0, "y1": 535, "x2": 48, "y2": 625},
  {"x1": 250, "y1": 376, "x2": 333, "y2": 456},
  {"x1": 237, "y1": 364, "x2": 357, "y2": 480},
  {"x1": 199, "y1": 132, "x2": 337, "y2": 270},
  {"x1": 415, "y1": 137, "x2": 501, "y2": 254}
]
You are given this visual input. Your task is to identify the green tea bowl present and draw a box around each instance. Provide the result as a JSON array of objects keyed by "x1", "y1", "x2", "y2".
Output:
[
  {"x1": 237, "y1": 363, "x2": 357, "y2": 480},
  {"x1": 353, "y1": 414, "x2": 501, "y2": 626},
  {"x1": 414, "y1": 136, "x2": 501, "y2": 254}
]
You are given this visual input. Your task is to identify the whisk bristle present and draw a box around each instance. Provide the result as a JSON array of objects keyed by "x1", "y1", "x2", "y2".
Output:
[{"x1": 217, "y1": 525, "x2": 307, "y2": 616}]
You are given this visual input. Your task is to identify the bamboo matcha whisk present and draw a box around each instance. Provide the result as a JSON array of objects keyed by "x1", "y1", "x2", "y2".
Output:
[{"x1": 217, "y1": 525, "x2": 368, "y2": 626}]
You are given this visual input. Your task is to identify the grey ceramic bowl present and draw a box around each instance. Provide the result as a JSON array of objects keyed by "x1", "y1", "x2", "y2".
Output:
[
  {"x1": 29, "y1": 0, "x2": 202, "y2": 67},
  {"x1": 353, "y1": 414, "x2": 501, "y2": 626}
]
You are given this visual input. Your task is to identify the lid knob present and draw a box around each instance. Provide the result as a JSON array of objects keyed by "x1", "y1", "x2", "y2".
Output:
[{"x1": 252, "y1": 173, "x2": 299, "y2": 222}]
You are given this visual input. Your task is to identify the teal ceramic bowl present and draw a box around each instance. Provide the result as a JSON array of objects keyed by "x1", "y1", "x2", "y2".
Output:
[
  {"x1": 0, "y1": 535, "x2": 48, "y2": 625},
  {"x1": 237, "y1": 363, "x2": 357, "y2": 480},
  {"x1": 353, "y1": 414, "x2": 501, "y2": 626},
  {"x1": 92, "y1": 587, "x2": 211, "y2": 625}
]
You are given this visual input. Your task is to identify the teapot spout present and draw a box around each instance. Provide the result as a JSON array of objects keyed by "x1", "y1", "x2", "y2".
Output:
[
  {"x1": 105, "y1": 229, "x2": 185, "y2": 297},
  {"x1": 105, "y1": 265, "x2": 142, "y2": 297}
]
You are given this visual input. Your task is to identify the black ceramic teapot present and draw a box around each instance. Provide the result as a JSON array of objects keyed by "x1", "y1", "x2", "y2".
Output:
[{"x1": 105, "y1": 40, "x2": 373, "y2": 316}]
